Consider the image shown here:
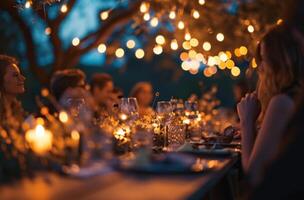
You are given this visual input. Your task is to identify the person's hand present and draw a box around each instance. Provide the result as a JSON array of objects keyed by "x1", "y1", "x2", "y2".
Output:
[{"x1": 237, "y1": 92, "x2": 261, "y2": 126}]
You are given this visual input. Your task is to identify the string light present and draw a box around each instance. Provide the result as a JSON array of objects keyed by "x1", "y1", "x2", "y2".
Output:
[
  {"x1": 169, "y1": 11, "x2": 176, "y2": 19},
  {"x1": 190, "y1": 38, "x2": 199, "y2": 47},
  {"x1": 72, "y1": 37, "x2": 80, "y2": 46},
  {"x1": 195, "y1": 53, "x2": 205, "y2": 63},
  {"x1": 45, "y1": 27, "x2": 51, "y2": 35},
  {"x1": 231, "y1": 66, "x2": 241, "y2": 77},
  {"x1": 234, "y1": 48, "x2": 241, "y2": 57},
  {"x1": 216, "y1": 33, "x2": 225, "y2": 42},
  {"x1": 247, "y1": 25, "x2": 254, "y2": 33},
  {"x1": 182, "y1": 41, "x2": 191, "y2": 50},
  {"x1": 188, "y1": 50, "x2": 197, "y2": 59},
  {"x1": 60, "y1": 4, "x2": 68, "y2": 13},
  {"x1": 192, "y1": 10, "x2": 200, "y2": 19},
  {"x1": 155, "y1": 35, "x2": 165, "y2": 45},
  {"x1": 150, "y1": 17, "x2": 159, "y2": 27},
  {"x1": 181, "y1": 61, "x2": 191, "y2": 71},
  {"x1": 219, "y1": 52, "x2": 228, "y2": 62},
  {"x1": 140, "y1": 2, "x2": 149, "y2": 13},
  {"x1": 199, "y1": 0, "x2": 205, "y2": 5},
  {"x1": 239, "y1": 46, "x2": 248, "y2": 55},
  {"x1": 153, "y1": 45, "x2": 163, "y2": 55},
  {"x1": 143, "y1": 13, "x2": 150, "y2": 21},
  {"x1": 252, "y1": 58, "x2": 258, "y2": 68},
  {"x1": 180, "y1": 52, "x2": 189, "y2": 61},
  {"x1": 178, "y1": 21, "x2": 185, "y2": 30},
  {"x1": 203, "y1": 42, "x2": 211, "y2": 51},
  {"x1": 135, "y1": 49, "x2": 145, "y2": 59},
  {"x1": 184, "y1": 32, "x2": 191, "y2": 40},
  {"x1": 97, "y1": 43, "x2": 106, "y2": 53},
  {"x1": 25, "y1": 1, "x2": 31, "y2": 8},
  {"x1": 115, "y1": 48, "x2": 125, "y2": 58},
  {"x1": 226, "y1": 59, "x2": 235, "y2": 69},
  {"x1": 59, "y1": 111, "x2": 69, "y2": 123},
  {"x1": 170, "y1": 39, "x2": 179, "y2": 50},
  {"x1": 100, "y1": 11, "x2": 109, "y2": 20},
  {"x1": 126, "y1": 39, "x2": 136, "y2": 49}
]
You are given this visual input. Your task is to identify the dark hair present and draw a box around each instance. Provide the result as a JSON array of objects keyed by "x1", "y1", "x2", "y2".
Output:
[
  {"x1": 0, "y1": 55, "x2": 18, "y2": 92},
  {"x1": 90, "y1": 73, "x2": 113, "y2": 92},
  {"x1": 50, "y1": 69, "x2": 86, "y2": 100},
  {"x1": 256, "y1": 24, "x2": 304, "y2": 119}
]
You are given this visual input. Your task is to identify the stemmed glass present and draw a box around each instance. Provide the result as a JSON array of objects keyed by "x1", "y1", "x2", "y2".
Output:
[{"x1": 64, "y1": 97, "x2": 86, "y2": 118}]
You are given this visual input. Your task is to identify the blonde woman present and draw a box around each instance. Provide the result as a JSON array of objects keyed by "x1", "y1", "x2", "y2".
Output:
[
  {"x1": 237, "y1": 24, "x2": 304, "y2": 185},
  {"x1": 130, "y1": 82, "x2": 154, "y2": 116}
]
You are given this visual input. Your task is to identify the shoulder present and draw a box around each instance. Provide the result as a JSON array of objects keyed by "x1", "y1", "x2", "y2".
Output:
[{"x1": 268, "y1": 94, "x2": 294, "y2": 113}]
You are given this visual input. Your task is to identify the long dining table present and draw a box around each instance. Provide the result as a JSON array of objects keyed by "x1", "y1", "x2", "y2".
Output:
[{"x1": 0, "y1": 154, "x2": 239, "y2": 200}]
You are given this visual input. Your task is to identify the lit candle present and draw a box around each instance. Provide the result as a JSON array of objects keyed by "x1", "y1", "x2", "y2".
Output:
[{"x1": 26, "y1": 125, "x2": 53, "y2": 155}]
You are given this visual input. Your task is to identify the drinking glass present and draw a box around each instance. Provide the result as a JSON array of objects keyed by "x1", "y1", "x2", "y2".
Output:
[
  {"x1": 64, "y1": 97, "x2": 85, "y2": 118},
  {"x1": 128, "y1": 97, "x2": 139, "y2": 114}
]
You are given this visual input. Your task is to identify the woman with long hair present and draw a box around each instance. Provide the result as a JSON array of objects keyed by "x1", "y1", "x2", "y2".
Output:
[
  {"x1": 237, "y1": 24, "x2": 304, "y2": 185},
  {"x1": 0, "y1": 55, "x2": 26, "y2": 129}
]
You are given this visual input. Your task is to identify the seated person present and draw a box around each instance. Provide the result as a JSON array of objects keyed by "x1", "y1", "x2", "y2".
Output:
[
  {"x1": 0, "y1": 55, "x2": 26, "y2": 129},
  {"x1": 90, "y1": 73, "x2": 116, "y2": 113},
  {"x1": 237, "y1": 24, "x2": 304, "y2": 185},
  {"x1": 50, "y1": 69, "x2": 96, "y2": 119},
  {"x1": 129, "y1": 82, "x2": 154, "y2": 116}
]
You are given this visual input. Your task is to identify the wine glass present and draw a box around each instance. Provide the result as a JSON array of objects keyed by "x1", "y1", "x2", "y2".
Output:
[
  {"x1": 128, "y1": 97, "x2": 139, "y2": 114},
  {"x1": 156, "y1": 101, "x2": 173, "y2": 116},
  {"x1": 64, "y1": 97, "x2": 85, "y2": 118},
  {"x1": 119, "y1": 98, "x2": 129, "y2": 114}
]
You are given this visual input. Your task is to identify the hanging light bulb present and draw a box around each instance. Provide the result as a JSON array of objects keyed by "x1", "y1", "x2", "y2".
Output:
[
  {"x1": 115, "y1": 48, "x2": 125, "y2": 58},
  {"x1": 97, "y1": 44, "x2": 106, "y2": 53},
  {"x1": 153, "y1": 45, "x2": 163, "y2": 55},
  {"x1": 199, "y1": 0, "x2": 205, "y2": 5},
  {"x1": 170, "y1": 39, "x2": 179, "y2": 50},
  {"x1": 216, "y1": 33, "x2": 224, "y2": 42},
  {"x1": 150, "y1": 17, "x2": 159, "y2": 27},
  {"x1": 25, "y1": 1, "x2": 32, "y2": 8},
  {"x1": 155, "y1": 35, "x2": 166, "y2": 45},
  {"x1": 140, "y1": 2, "x2": 149, "y2": 13},
  {"x1": 60, "y1": 4, "x2": 68, "y2": 13},
  {"x1": 247, "y1": 25, "x2": 254, "y2": 33},
  {"x1": 169, "y1": 11, "x2": 176, "y2": 19},
  {"x1": 192, "y1": 10, "x2": 200, "y2": 19},
  {"x1": 178, "y1": 21, "x2": 185, "y2": 30},
  {"x1": 135, "y1": 49, "x2": 145, "y2": 59},
  {"x1": 184, "y1": 32, "x2": 191, "y2": 40},
  {"x1": 100, "y1": 11, "x2": 109, "y2": 20},
  {"x1": 143, "y1": 13, "x2": 150, "y2": 21},
  {"x1": 126, "y1": 39, "x2": 136, "y2": 49},
  {"x1": 203, "y1": 42, "x2": 211, "y2": 51},
  {"x1": 72, "y1": 37, "x2": 80, "y2": 46}
]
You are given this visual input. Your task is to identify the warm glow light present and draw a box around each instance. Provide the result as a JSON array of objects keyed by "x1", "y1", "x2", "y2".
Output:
[
  {"x1": 45, "y1": 27, "x2": 51, "y2": 35},
  {"x1": 169, "y1": 11, "x2": 176, "y2": 19},
  {"x1": 170, "y1": 39, "x2": 179, "y2": 50},
  {"x1": 72, "y1": 37, "x2": 80, "y2": 46},
  {"x1": 252, "y1": 58, "x2": 258, "y2": 68},
  {"x1": 140, "y1": 2, "x2": 149, "y2": 13},
  {"x1": 135, "y1": 49, "x2": 145, "y2": 59},
  {"x1": 150, "y1": 17, "x2": 159, "y2": 27},
  {"x1": 219, "y1": 52, "x2": 228, "y2": 62},
  {"x1": 25, "y1": 1, "x2": 31, "y2": 8},
  {"x1": 71, "y1": 130, "x2": 80, "y2": 140},
  {"x1": 218, "y1": 61, "x2": 226, "y2": 70},
  {"x1": 216, "y1": 33, "x2": 225, "y2": 42},
  {"x1": 59, "y1": 111, "x2": 69, "y2": 123},
  {"x1": 155, "y1": 35, "x2": 166, "y2": 45},
  {"x1": 247, "y1": 25, "x2": 254, "y2": 33},
  {"x1": 207, "y1": 56, "x2": 216, "y2": 66},
  {"x1": 181, "y1": 61, "x2": 191, "y2": 71},
  {"x1": 239, "y1": 46, "x2": 248, "y2": 55},
  {"x1": 226, "y1": 51, "x2": 232, "y2": 59},
  {"x1": 180, "y1": 52, "x2": 189, "y2": 61},
  {"x1": 196, "y1": 53, "x2": 205, "y2": 63},
  {"x1": 153, "y1": 45, "x2": 163, "y2": 55},
  {"x1": 184, "y1": 32, "x2": 191, "y2": 40},
  {"x1": 203, "y1": 42, "x2": 211, "y2": 51},
  {"x1": 231, "y1": 66, "x2": 241, "y2": 76},
  {"x1": 119, "y1": 113, "x2": 128, "y2": 121},
  {"x1": 189, "y1": 68, "x2": 199, "y2": 75},
  {"x1": 114, "y1": 128, "x2": 126, "y2": 140},
  {"x1": 209, "y1": 65, "x2": 217, "y2": 75},
  {"x1": 61, "y1": 4, "x2": 68, "y2": 13},
  {"x1": 41, "y1": 88, "x2": 49, "y2": 97},
  {"x1": 100, "y1": 11, "x2": 109, "y2": 20},
  {"x1": 199, "y1": 0, "x2": 205, "y2": 5},
  {"x1": 126, "y1": 39, "x2": 136, "y2": 49},
  {"x1": 97, "y1": 43, "x2": 106, "y2": 53},
  {"x1": 115, "y1": 48, "x2": 125, "y2": 58},
  {"x1": 203, "y1": 68, "x2": 212, "y2": 77},
  {"x1": 190, "y1": 38, "x2": 199, "y2": 47},
  {"x1": 26, "y1": 125, "x2": 53, "y2": 155},
  {"x1": 189, "y1": 50, "x2": 197, "y2": 59},
  {"x1": 143, "y1": 13, "x2": 150, "y2": 21},
  {"x1": 192, "y1": 10, "x2": 200, "y2": 19},
  {"x1": 234, "y1": 48, "x2": 241, "y2": 57},
  {"x1": 182, "y1": 41, "x2": 191, "y2": 50},
  {"x1": 277, "y1": 19, "x2": 283, "y2": 25},
  {"x1": 226, "y1": 59, "x2": 235, "y2": 69},
  {"x1": 178, "y1": 21, "x2": 185, "y2": 30}
]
